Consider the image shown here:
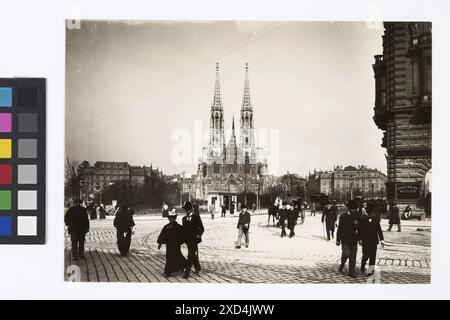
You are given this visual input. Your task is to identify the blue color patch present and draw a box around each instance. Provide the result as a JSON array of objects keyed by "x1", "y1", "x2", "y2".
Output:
[
  {"x1": 0, "y1": 87, "x2": 12, "y2": 107},
  {"x1": 0, "y1": 216, "x2": 12, "y2": 236}
]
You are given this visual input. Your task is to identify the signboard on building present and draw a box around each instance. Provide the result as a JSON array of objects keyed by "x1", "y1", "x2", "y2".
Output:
[{"x1": 397, "y1": 183, "x2": 420, "y2": 200}]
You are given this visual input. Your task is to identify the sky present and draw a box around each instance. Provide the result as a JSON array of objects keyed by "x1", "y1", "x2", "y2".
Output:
[{"x1": 65, "y1": 20, "x2": 385, "y2": 176}]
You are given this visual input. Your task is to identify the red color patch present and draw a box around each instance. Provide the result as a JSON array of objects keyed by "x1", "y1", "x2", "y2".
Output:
[{"x1": 0, "y1": 164, "x2": 12, "y2": 184}]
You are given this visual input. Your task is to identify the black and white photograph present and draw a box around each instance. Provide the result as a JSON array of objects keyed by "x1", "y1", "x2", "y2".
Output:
[{"x1": 64, "y1": 20, "x2": 432, "y2": 284}]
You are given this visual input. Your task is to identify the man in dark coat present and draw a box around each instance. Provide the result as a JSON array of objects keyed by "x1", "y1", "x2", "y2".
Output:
[
  {"x1": 65, "y1": 199, "x2": 90, "y2": 260},
  {"x1": 221, "y1": 204, "x2": 226, "y2": 218},
  {"x1": 322, "y1": 203, "x2": 337, "y2": 241},
  {"x1": 387, "y1": 202, "x2": 401, "y2": 232},
  {"x1": 236, "y1": 204, "x2": 251, "y2": 248},
  {"x1": 336, "y1": 200, "x2": 360, "y2": 278},
  {"x1": 157, "y1": 208, "x2": 187, "y2": 277},
  {"x1": 230, "y1": 201, "x2": 235, "y2": 215},
  {"x1": 287, "y1": 203, "x2": 299, "y2": 238},
  {"x1": 182, "y1": 201, "x2": 204, "y2": 279},
  {"x1": 113, "y1": 204, "x2": 136, "y2": 256},
  {"x1": 87, "y1": 200, "x2": 97, "y2": 220},
  {"x1": 359, "y1": 210, "x2": 385, "y2": 275}
]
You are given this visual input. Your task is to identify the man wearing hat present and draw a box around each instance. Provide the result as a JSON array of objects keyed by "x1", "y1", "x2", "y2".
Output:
[
  {"x1": 236, "y1": 203, "x2": 251, "y2": 248},
  {"x1": 181, "y1": 201, "x2": 204, "y2": 279},
  {"x1": 336, "y1": 200, "x2": 360, "y2": 278},
  {"x1": 113, "y1": 203, "x2": 136, "y2": 257},
  {"x1": 279, "y1": 202, "x2": 288, "y2": 238},
  {"x1": 157, "y1": 208, "x2": 187, "y2": 277},
  {"x1": 322, "y1": 202, "x2": 337, "y2": 241},
  {"x1": 387, "y1": 202, "x2": 401, "y2": 232},
  {"x1": 65, "y1": 198, "x2": 90, "y2": 260},
  {"x1": 287, "y1": 202, "x2": 299, "y2": 238},
  {"x1": 358, "y1": 208, "x2": 385, "y2": 276}
]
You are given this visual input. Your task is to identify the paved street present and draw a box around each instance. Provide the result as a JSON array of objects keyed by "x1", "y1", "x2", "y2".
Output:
[{"x1": 65, "y1": 211, "x2": 431, "y2": 284}]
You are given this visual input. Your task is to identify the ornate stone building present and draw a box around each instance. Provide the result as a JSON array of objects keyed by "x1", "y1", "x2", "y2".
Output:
[
  {"x1": 78, "y1": 161, "x2": 161, "y2": 199},
  {"x1": 306, "y1": 165, "x2": 387, "y2": 202},
  {"x1": 372, "y1": 22, "x2": 431, "y2": 210},
  {"x1": 195, "y1": 63, "x2": 268, "y2": 209}
]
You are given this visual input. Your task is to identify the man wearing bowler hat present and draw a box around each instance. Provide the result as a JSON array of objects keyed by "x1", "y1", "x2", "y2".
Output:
[
  {"x1": 65, "y1": 198, "x2": 90, "y2": 261},
  {"x1": 235, "y1": 203, "x2": 251, "y2": 248},
  {"x1": 336, "y1": 199, "x2": 360, "y2": 278},
  {"x1": 181, "y1": 201, "x2": 204, "y2": 279}
]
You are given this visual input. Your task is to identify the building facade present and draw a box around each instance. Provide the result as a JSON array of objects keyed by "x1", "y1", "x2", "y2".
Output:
[
  {"x1": 372, "y1": 22, "x2": 431, "y2": 210},
  {"x1": 195, "y1": 63, "x2": 268, "y2": 209},
  {"x1": 78, "y1": 161, "x2": 161, "y2": 199},
  {"x1": 306, "y1": 165, "x2": 387, "y2": 202}
]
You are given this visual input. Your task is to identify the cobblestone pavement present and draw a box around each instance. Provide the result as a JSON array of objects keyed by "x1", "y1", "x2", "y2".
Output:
[{"x1": 64, "y1": 211, "x2": 431, "y2": 284}]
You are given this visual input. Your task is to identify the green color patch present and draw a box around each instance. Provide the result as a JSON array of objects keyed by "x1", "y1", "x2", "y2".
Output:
[{"x1": 0, "y1": 190, "x2": 11, "y2": 210}]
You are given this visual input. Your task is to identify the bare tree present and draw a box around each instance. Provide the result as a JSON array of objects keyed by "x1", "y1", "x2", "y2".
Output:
[{"x1": 65, "y1": 157, "x2": 81, "y2": 199}]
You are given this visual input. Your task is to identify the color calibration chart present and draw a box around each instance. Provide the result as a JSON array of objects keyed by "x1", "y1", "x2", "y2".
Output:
[{"x1": 0, "y1": 78, "x2": 46, "y2": 244}]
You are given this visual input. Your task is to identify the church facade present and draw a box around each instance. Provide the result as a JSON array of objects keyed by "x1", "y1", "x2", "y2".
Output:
[{"x1": 194, "y1": 63, "x2": 268, "y2": 209}]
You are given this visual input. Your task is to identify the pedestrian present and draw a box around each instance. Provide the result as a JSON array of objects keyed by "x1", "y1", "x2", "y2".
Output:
[
  {"x1": 235, "y1": 204, "x2": 251, "y2": 248},
  {"x1": 361, "y1": 202, "x2": 368, "y2": 217},
  {"x1": 279, "y1": 203, "x2": 288, "y2": 238},
  {"x1": 193, "y1": 202, "x2": 200, "y2": 216},
  {"x1": 98, "y1": 204, "x2": 106, "y2": 219},
  {"x1": 209, "y1": 202, "x2": 215, "y2": 220},
  {"x1": 252, "y1": 203, "x2": 257, "y2": 213},
  {"x1": 113, "y1": 203, "x2": 136, "y2": 257},
  {"x1": 157, "y1": 208, "x2": 187, "y2": 278},
  {"x1": 387, "y1": 202, "x2": 401, "y2": 232},
  {"x1": 336, "y1": 200, "x2": 360, "y2": 278},
  {"x1": 162, "y1": 202, "x2": 169, "y2": 218},
  {"x1": 359, "y1": 209, "x2": 385, "y2": 276},
  {"x1": 403, "y1": 205, "x2": 413, "y2": 220},
  {"x1": 221, "y1": 204, "x2": 226, "y2": 218},
  {"x1": 322, "y1": 203, "x2": 337, "y2": 241},
  {"x1": 287, "y1": 203, "x2": 299, "y2": 238},
  {"x1": 230, "y1": 201, "x2": 235, "y2": 215},
  {"x1": 374, "y1": 199, "x2": 383, "y2": 219},
  {"x1": 65, "y1": 198, "x2": 90, "y2": 261},
  {"x1": 182, "y1": 201, "x2": 204, "y2": 279},
  {"x1": 310, "y1": 202, "x2": 316, "y2": 216},
  {"x1": 87, "y1": 199, "x2": 97, "y2": 220}
]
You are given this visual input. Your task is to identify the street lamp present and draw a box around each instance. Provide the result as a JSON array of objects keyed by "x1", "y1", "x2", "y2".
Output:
[{"x1": 349, "y1": 175, "x2": 354, "y2": 200}]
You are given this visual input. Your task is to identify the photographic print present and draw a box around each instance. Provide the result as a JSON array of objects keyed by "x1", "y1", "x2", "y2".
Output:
[{"x1": 64, "y1": 20, "x2": 431, "y2": 284}]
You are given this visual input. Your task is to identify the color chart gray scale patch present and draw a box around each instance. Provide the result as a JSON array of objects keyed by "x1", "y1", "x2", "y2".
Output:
[{"x1": 0, "y1": 78, "x2": 46, "y2": 244}]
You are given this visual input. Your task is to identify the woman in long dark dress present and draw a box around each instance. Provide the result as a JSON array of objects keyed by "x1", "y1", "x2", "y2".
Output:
[{"x1": 157, "y1": 208, "x2": 187, "y2": 277}]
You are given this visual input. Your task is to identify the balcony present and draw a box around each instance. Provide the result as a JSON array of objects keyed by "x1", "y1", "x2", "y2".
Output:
[{"x1": 373, "y1": 109, "x2": 388, "y2": 131}]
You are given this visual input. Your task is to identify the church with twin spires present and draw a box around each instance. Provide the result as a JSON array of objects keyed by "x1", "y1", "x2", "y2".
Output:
[{"x1": 195, "y1": 63, "x2": 268, "y2": 209}]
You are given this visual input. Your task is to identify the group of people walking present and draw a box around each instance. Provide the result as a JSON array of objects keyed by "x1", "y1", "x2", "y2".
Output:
[
  {"x1": 157, "y1": 201, "x2": 205, "y2": 278},
  {"x1": 65, "y1": 195, "x2": 407, "y2": 281},
  {"x1": 336, "y1": 200, "x2": 385, "y2": 278},
  {"x1": 272, "y1": 197, "x2": 302, "y2": 238},
  {"x1": 65, "y1": 199, "x2": 135, "y2": 260}
]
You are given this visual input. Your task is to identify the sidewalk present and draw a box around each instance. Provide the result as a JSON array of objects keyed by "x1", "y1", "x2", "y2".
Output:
[{"x1": 65, "y1": 213, "x2": 430, "y2": 283}]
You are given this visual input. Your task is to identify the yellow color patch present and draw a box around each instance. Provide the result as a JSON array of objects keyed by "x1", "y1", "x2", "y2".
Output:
[{"x1": 0, "y1": 139, "x2": 12, "y2": 158}]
